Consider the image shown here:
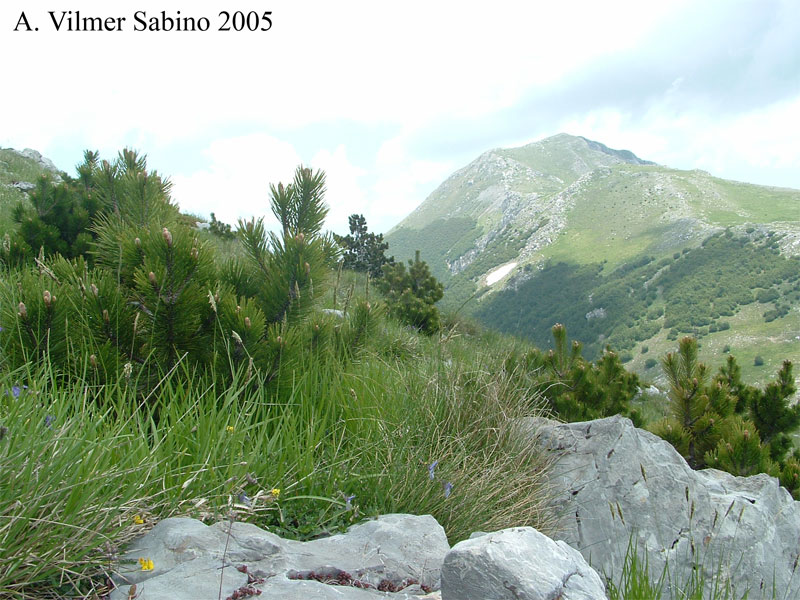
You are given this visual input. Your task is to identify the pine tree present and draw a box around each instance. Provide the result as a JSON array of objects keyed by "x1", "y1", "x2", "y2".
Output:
[
  {"x1": 779, "y1": 455, "x2": 800, "y2": 499},
  {"x1": 0, "y1": 156, "x2": 333, "y2": 391},
  {"x1": 377, "y1": 250, "x2": 443, "y2": 334},
  {"x1": 716, "y1": 355, "x2": 798, "y2": 463},
  {"x1": 649, "y1": 337, "x2": 797, "y2": 483},
  {"x1": 705, "y1": 419, "x2": 775, "y2": 477},
  {"x1": 748, "y1": 360, "x2": 799, "y2": 462},
  {"x1": 520, "y1": 324, "x2": 641, "y2": 423},
  {"x1": 93, "y1": 149, "x2": 177, "y2": 227},
  {"x1": 716, "y1": 354, "x2": 756, "y2": 413},
  {"x1": 208, "y1": 213, "x2": 235, "y2": 240},
  {"x1": 238, "y1": 166, "x2": 330, "y2": 324},
  {"x1": 3, "y1": 148, "x2": 177, "y2": 270},
  {"x1": 650, "y1": 337, "x2": 733, "y2": 469},
  {"x1": 334, "y1": 214, "x2": 394, "y2": 278},
  {"x1": 11, "y1": 169, "x2": 100, "y2": 262}
]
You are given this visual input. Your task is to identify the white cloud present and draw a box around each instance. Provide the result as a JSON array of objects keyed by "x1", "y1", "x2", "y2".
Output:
[
  {"x1": 309, "y1": 145, "x2": 367, "y2": 233},
  {"x1": 371, "y1": 132, "x2": 456, "y2": 233},
  {"x1": 1, "y1": 0, "x2": 798, "y2": 232},
  {"x1": 170, "y1": 134, "x2": 301, "y2": 226},
  {"x1": 716, "y1": 97, "x2": 800, "y2": 170},
  {"x1": 558, "y1": 92, "x2": 800, "y2": 188},
  {"x1": 1, "y1": 0, "x2": 689, "y2": 147}
]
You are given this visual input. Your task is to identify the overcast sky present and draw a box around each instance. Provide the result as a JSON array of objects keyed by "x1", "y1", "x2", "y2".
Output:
[{"x1": 2, "y1": 0, "x2": 798, "y2": 234}]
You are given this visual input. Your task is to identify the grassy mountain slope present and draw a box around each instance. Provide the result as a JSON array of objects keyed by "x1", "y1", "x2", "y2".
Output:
[
  {"x1": 386, "y1": 134, "x2": 800, "y2": 386},
  {"x1": 0, "y1": 148, "x2": 65, "y2": 236}
]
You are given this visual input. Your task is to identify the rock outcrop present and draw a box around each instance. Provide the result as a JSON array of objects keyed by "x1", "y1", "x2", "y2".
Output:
[
  {"x1": 16, "y1": 148, "x2": 63, "y2": 179},
  {"x1": 112, "y1": 513, "x2": 448, "y2": 600},
  {"x1": 527, "y1": 415, "x2": 800, "y2": 599},
  {"x1": 111, "y1": 514, "x2": 608, "y2": 600},
  {"x1": 442, "y1": 527, "x2": 606, "y2": 600},
  {"x1": 1, "y1": 147, "x2": 63, "y2": 191}
]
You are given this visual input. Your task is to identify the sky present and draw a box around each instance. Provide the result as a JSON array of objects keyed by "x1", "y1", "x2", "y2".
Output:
[{"x1": 2, "y1": 0, "x2": 799, "y2": 234}]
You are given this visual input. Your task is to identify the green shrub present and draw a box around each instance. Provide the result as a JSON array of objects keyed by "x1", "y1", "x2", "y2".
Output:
[
  {"x1": 0, "y1": 163, "x2": 336, "y2": 391},
  {"x1": 650, "y1": 339, "x2": 799, "y2": 496},
  {"x1": 377, "y1": 250, "x2": 444, "y2": 334},
  {"x1": 756, "y1": 288, "x2": 779, "y2": 303},
  {"x1": 507, "y1": 324, "x2": 641, "y2": 424},
  {"x1": 208, "y1": 212, "x2": 235, "y2": 240},
  {"x1": 649, "y1": 337, "x2": 736, "y2": 469},
  {"x1": 334, "y1": 213, "x2": 394, "y2": 278}
]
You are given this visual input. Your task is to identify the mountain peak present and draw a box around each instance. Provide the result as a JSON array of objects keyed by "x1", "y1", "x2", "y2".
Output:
[
  {"x1": 516, "y1": 133, "x2": 655, "y2": 167},
  {"x1": 575, "y1": 136, "x2": 656, "y2": 166},
  {"x1": 387, "y1": 132, "x2": 799, "y2": 280}
]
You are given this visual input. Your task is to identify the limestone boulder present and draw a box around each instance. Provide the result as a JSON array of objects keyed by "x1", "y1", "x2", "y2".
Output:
[
  {"x1": 525, "y1": 415, "x2": 800, "y2": 599},
  {"x1": 441, "y1": 526, "x2": 607, "y2": 599},
  {"x1": 111, "y1": 513, "x2": 448, "y2": 600}
]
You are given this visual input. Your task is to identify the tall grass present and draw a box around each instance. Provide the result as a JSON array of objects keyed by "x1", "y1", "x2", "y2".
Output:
[{"x1": 0, "y1": 307, "x2": 556, "y2": 598}]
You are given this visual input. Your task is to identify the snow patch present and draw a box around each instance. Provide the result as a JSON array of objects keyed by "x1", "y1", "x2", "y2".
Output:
[{"x1": 486, "y1": 262, "x2": 517, "y2": 285}]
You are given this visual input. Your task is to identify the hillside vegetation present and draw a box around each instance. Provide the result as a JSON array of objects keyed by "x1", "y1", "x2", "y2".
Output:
[
  {"x1": 0, "y1": 148, "x2": 559, "y2": 598},
  {"x1": 386, "y1": 134, "x2": 800, "y2": 385},
  {"x1": 0, "y1": 149, "x2": 64, "y2": 241}
]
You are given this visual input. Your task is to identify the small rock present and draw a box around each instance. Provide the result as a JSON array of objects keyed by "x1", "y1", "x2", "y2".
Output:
[
  {"x1": 441, "y1": 526, "x2": 607, "y2": 600},
  {"x1": 12, "y1": 181, "x2": 36, "y2": 193}
]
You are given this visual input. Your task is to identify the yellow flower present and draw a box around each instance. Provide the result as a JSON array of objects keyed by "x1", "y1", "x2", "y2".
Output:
[
  {"x1": 270, "y1": 488, "x2": 281, "y2": 498},
  {"x1": 138, "y1": 558, "x2": 154, "y2": 571},
  {"x1": 226, "y1": 426, "x2": 235, "y2": 433},
  {"x1": 133, "y1": 515, "x2": 144, "y2": 525}
]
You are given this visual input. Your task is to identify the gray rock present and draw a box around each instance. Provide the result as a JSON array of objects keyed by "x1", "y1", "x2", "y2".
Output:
[
  {"x1": 11, "y1": 181, "x2": 36, "y2": 193},
  {"x1": 280, "y1": 513, "x2": 448, "y2": 589},
  {"x1": 19, "y1": 148, "x2": 62, "y2": 178},
  {"x1": 111, "y1": 514, "x2": 449, "y2": 600},
  {"x1": 441, "y1": 526, "x2": 607, "y2": 600},
  {"x1": 2, "y1": 147, "x2": 63, "y2": 185},
  {"x1": 525, "y1": 415, "x2": 800, "y2": 599},
  {"x1": 116, "y1": 558, "x2": 248, "y2": 600}
]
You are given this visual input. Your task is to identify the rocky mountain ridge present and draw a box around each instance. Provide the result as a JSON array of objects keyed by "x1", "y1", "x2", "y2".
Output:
[
  {"x1": 388, "y1": 133, "x2": 800, "y2": 285},
  {"x1": 386, "y1": 134, "x2": 800, "y2": 384}
]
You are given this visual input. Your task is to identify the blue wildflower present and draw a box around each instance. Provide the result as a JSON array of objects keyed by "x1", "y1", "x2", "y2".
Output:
[
  {"x1": 428, "y1": 460, "x2": 438, "y2": 481},
  {"x1": 443, "y1": 482, "x2": 453, "y2": 499},
  {"x1": 44, "y1": 415, "x2": 54, "y2": 428},
  {"x1": 344, "y1": 494, "x2": 356, "y2": 510},
  {"x1": 237, "y1": 492, "x2": 252, "y2": 508}
]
